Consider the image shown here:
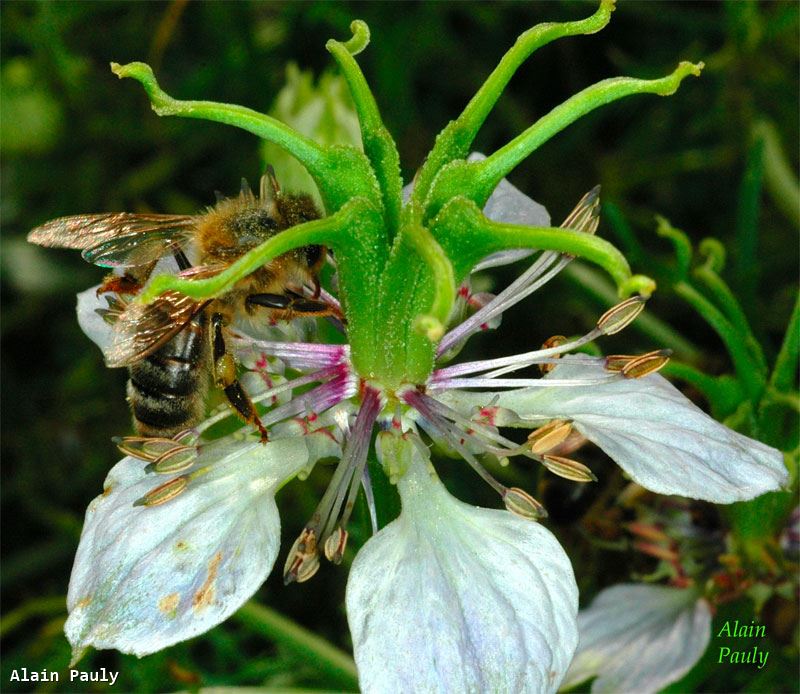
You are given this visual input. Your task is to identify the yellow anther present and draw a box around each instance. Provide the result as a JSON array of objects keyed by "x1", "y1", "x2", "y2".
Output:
[
  {"x1": 527, "y1": 420, "x2": 573, "y2": 455},
  {"x1": 597, "y1": 296, "x2": 646, "y2": 335}
]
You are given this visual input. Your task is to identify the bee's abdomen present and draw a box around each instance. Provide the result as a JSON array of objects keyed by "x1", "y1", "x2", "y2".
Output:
[{"x1": 128, "y1": 313, "x2": 208, "y2": 438}]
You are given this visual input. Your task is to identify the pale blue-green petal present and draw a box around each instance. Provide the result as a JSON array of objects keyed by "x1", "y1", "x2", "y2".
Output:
[
  {"x1": 66, "y1": 437, "x2": 309, "y2": 659},
  {"x1": 346, "y1": 448, "x2": 578, "y2": 694},
  {"x1": 561, "y1": 584, "x2": 712, "y2": 694},
  {"x1": 76, "y1": 285, "x2": 113, "y2": 356},
  {"x1": 438, "y1": 357, "x2": 787, "y2": 503}
]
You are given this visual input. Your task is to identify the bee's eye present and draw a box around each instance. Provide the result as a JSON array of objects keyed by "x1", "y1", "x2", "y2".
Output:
[{"x1": 304, "y1": 245, "x2": 323, "y2": 268}]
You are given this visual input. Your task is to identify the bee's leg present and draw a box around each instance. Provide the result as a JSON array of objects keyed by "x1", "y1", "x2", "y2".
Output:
[
  {"x1": 246, "y1": 293, "x2": 341, "y2": 320},
  {"x1": 210, "y1": 312, "x2": 269, "y2": 443}
]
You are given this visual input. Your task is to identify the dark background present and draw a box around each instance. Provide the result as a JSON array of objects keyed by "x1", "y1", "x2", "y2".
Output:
[{"x1": 2, "y1": 1, "x2": 798, "y2": 692}]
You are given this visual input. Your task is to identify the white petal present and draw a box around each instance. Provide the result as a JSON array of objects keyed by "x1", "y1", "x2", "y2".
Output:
[
  {"x1": 346, "y1": 446, "x2": 578, "y2": 693},
  {"x1": 439, "y1": 357, "x2": 787, "y2": 503},
  {"x1": 466, "y1": 152, "x2": 550, "y2": 230},
  {"x1": 561, "y1": 584, "x2": 712, "y2": 694},
  {"x1": 66, "y1": 437, "x2": 309, "y2": 659},
  {"x1": 76, "y1": 286, "x2": 114, "y2": 355}
]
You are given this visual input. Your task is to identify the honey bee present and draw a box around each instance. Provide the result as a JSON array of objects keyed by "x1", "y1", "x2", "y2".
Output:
[{"x1": 28, "y1": 171, "x2": 338, "y2": 443}]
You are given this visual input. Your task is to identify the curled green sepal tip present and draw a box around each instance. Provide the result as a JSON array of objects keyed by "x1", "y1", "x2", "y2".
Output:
[
  {"x1": 327, "y1": 20, "x2": 370, "y2": 57},
  {"x1": 620, "y1": 275, "x2": 656, "y2": 299}
]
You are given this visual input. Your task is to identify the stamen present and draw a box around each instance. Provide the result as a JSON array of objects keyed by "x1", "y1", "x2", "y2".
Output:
[
  {"x1": 195, "y1": 365, "x2": 346, "y2": 435},
  {"x1": 232, "y1": 338, "x2": 349, "y2": 370},
  {"x1": 621, "y1": 349, "x2": 671, "y2": 378},
  {"x1": 433, "y1": 329, "x2": 603, "y2": 381},
  {"x1": 114, "y1": 435, "x2": 193, "y2": 462},
  {"x1": 403, "y1": 389, "x2": 507, "y2": 496},
  {"x1": 133, "y1": 475, "x2": 189, "y2": 507},
  {"x1": 437, "y1": 186, "x2": 600, "y2": 357},
  {"x1": 503, "y1": 487, "x2": 548, "y2": 520},
  {"x1": 527, "y1": 420, "x2": 573, "y2": 454},
  {"x1": 596, "y1": 296, "x2": 647, "y2": 335},
  {"x1": 283, "y1": 528, "x2": 321, "y2": 584},
  {"x1": 145, "y1": 446, "x2": 198, "y2": 474},
  {"x1": 541, "y1": 454, "x2": 597, "y2": 482},
  {"x1": 538, "y1": 336, "x2": 567, "y2": 375},
  {"x1": 604, "y1": 349, "x2": 671, "y2": 378},
  {"x1": 285, "y1": 386, "x2": 382, "y2": 579},
  {"x1": 431, "y1": 374, "x2": 620, "y2": 390},
  {"x1": 323, "y1": 526, "x2": 349, "y2": 564}
]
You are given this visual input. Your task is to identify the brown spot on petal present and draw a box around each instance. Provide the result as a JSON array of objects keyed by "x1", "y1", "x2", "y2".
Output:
[
  {"x1": 76, "y1": 596, "x2": 92, "y2": 609},
  {"x1": 193, "y1": 552, "x2": 222, "y2": 611},
  {"x1": 159, "y1": 592, "x2": 180, "y2": 616},
  {"x1": 102, "y1": 485, "x2": 113, "y2": 497},
  {"x1": 175, "y1": 540, "x2": 189, "y2": 552}
]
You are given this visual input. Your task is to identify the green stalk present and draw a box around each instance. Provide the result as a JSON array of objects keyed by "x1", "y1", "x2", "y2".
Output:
[
  {"x1": 234, "y1": 601, "x2": 358, "y2": 691},
  {"x1": 412, "y1": 0, "x2": 615, "y2": 206},
  {"x1": 111, "y1": 62, "x2": 374, "y2": 212},
  {"x1": 426, "y1": 62, "x2": 703, "y2": 216},
  {"x1": 733, "y1": 129, "x2": 765, "y2": 313},
  {"x1": 769, "y1": 291, "x2": 800, "y2": 393},
  {"x1": 140, "y1": 201, "x2": 365, "y2": 303},
  {"x1": 693, "y1": 264, "x2": 768, "y2": 376},
  {"x1": 433, "y1": 197, "x2": 652, "y2": 297},
  {"x1": 755, "y1": 120, "x2": 800, "y2": 229},
  {"x1": 0, "y1": 595, "x2": 65, "y2": 638},
  {"x1": 327, "y1": 21, "x2": 403, "y2": 239},
  {"x1": 674, "y1": 281, "x2": 765, "y2": 401},
  {"x1": 661, "y1": 361, "x2": 743, "y2": 416},
  {"x1": 563, "y1": 263, "x2": 703, "y2": 363}
]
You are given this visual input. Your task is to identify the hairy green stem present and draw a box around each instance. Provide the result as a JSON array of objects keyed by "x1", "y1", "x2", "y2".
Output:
[
  {"x1": 426, "y1": 62, "x2": 704, "y2": 216},
  {"x1": 413, "y1": 0, "x2": 615, "y2": 206},
  {"x1": 111, "y1": 62, "x2": 374, "y2": 212},
  {"x1": 327, "y1": 22, "x2": 402, "y2": 237},
  {"x1": 434, "y1": 197, "x2": 649, "y2": 296},
  {"x1": 769, "y1": 291, "x2": 800, "y2": 393},
  {"x1": 674, "y1": 281, "x2": 765, "y2": 401},
  {"x1": 0, "y1": 595, "x2": 66, "y2": 638},
  {"x1": 693, "y1": 264, "x2": 768, "y2": 376},
  {"x1": 235, "y1": 601, "x2": 358, "y2": 691},
  {"x1": 140, "y1": 200, "x2": 365, "y2": 303},
  {"x1": 755, "y1": 120, "x2": 800, "y2": 229}
]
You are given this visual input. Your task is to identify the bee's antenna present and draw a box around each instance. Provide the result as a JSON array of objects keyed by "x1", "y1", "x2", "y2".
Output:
[
  {"x1": 260, "y1": 165, "x2": 281, "y2": 210},
  {"x1": 240, "y1": 177, "x2": 255, "y2": 201}
]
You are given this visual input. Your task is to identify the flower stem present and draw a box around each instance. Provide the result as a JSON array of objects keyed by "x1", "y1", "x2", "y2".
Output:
[
  {"x1": 433, "y1": 197, "x2": 650, "y2": 296},
  {"x1": 426, "y1": 62, "x2": 704, "y2": 216},
  {"x1": 327, "y1": 22, "x2": 403, "y2": 239},
  {"x1": 674, "y1": 281, "x2": 765, "y2": 401},
  {"x1": 235, "y1": 601, "x2": 359, "y2": 691},
  {"x1": 0, "y1": 595, "x2": 65, "y2": 638},
  {"x1": 769, "y1": 290, "x2": 800, "y2": 393},
  {"x1": 111, "y1": 61, "x2": 375, "y2": 211},
  {"x1": 412, "y1": 0, "x2": 615, "y2": 206},
  {"x1": 139, "y1": 199, "x2": 365, "y2": 303}
]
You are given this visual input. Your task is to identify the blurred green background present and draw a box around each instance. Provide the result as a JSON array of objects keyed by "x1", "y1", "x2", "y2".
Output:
[{"x1": 2, "y1": 1, "x2": 798, "y2": 692}]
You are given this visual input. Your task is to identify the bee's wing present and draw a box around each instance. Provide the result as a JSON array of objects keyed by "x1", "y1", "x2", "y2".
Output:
[
  {"x1": 28, "y1": 213, "x2": 198, "y2": 269},
  {"x1": 106, "y1": 291, "x2": 208, "y2": 367}
]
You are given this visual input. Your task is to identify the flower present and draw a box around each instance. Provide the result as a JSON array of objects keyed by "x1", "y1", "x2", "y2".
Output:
[
  {"x1": 67, "y1": 173, "x2": 787, "y2": 691},
  {"x1": 561, "y1": 583, "x2": 713, "y2": 694},
  {"x1": 41, "y1": 4, "x2": 790, "y2": 692}
]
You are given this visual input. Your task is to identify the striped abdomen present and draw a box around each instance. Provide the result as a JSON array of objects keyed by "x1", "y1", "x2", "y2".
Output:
[{"x1": 127, "y1": 311, "x2": 209, "y2": 438}]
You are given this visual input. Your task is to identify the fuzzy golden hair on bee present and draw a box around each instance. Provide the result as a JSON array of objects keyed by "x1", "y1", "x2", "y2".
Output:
[{"x1": 28, "y1": 171, "x2": 338, "y2": 443}]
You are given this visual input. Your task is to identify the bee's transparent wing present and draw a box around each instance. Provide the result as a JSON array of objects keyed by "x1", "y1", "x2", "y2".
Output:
[
  {"x1": 106, "y1": 291, "x2": 207, "y2": 367},
  {"x1": 28, "y1": 213, "x2": 197, "y2": 269}
]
